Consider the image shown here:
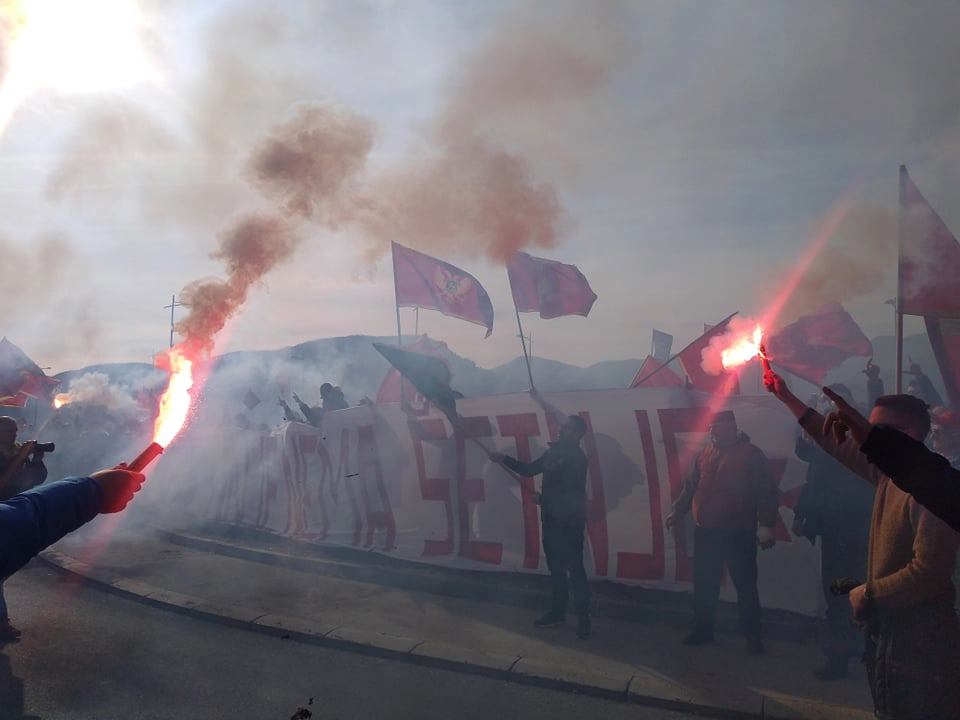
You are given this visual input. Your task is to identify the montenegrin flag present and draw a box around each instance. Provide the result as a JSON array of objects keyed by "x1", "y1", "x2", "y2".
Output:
[
  {"x1": 507, "y1": 251, "x2": 597, "y2": 319},
  {"x1": 0, "y1": 337, "x2": 59, "y2": 406},
  {"x1": 392, "y1": 243, "x2": 494, "y2": 337}
]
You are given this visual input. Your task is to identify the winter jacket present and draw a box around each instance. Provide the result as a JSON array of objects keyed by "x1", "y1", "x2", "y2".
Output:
[
  {"x1": 860, "y1": 424, "x2": 960, "y2": 534},
  {"x1": 503, "y1": 439, "x2": 588, "y2": 524},
  {"x1": 794, "y1": 432, "x2": 873, "y2": 542},
  {"x1": 673, "y1": 433, "x2": 779, "y2": 531},
  {"x1": 799, "y1": 410, "x2": 959, "y2": 609},
  {"x1": 0, "y1": 477, "x2": 102, "y2": 579}
]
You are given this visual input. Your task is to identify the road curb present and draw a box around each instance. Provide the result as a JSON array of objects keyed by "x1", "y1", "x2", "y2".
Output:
[
  {"x1": 157, "y1": 525, "x2": 818, "y2": 643},
  {"x1": 36, "y1": 548, "x2": 809, "y2": 720}
]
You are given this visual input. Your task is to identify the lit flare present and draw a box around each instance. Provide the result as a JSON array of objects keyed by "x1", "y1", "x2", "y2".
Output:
[
  {"x1": 720, "y1": 325, "x2": 766, "y2": 370},
  {"x1": 53, "y1": 393, "x2": 71, "y2": 409},
  {"x1": 152, "y1": 348, "x2": 193, "y2": 448}
]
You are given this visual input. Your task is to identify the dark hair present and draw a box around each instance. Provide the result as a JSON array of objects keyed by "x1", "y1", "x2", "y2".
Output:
[
  {"x1": 567, "y1": 415, "x2": 587, "y2": 436},
  {"x1": 874, "y1": 394, "x2": 931, "y2": 437},
  {"x1": 320, "y1": 383, "x2": 333, "y2": 394}
]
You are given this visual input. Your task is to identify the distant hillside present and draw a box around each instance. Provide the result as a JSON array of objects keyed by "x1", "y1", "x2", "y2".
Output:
[{"x1": 28, "y1": 331, "x2": 945, "y2": 429}]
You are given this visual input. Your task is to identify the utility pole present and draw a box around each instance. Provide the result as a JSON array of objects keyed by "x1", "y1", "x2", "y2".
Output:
[{"x1": 163, "y1": 294, "x2": 183, "y2": 349}]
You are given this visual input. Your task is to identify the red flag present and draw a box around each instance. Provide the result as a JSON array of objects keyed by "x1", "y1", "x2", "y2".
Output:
[
  {"x1": 507, "y1": 252, "x2": 597, "y2": 319},
  {"x1": 629, "y1": 356, "x2": 683, "y2": 388},
  {"x1": 376, "y1": 335, "x2": 449, "y2": 404},
  {"x1": 392, "y1": 243, "x2": 494, "y2": 337},
  {"x1": 899, "y1": 167, "x2": 960, "y2": 318},
  {"x1": 0, "y1": 392, "x2": 29, "y2": 408},
  {"x1": 0, "y1": 338, "x2": 59, "y2": 402},
  {"x1": 899, "y1": 168, "x2": 960, "y2": 406},
  {"x1": 678, "y1": 314, "x2": 741, "y2": 394},
  {"x1": 765, "y1": 303, "x2": 872, "y2": 384}
]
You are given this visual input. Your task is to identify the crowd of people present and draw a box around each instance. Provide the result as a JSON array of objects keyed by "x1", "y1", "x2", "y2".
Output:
[{"x1": 5, "y1": 362, "x2": 960, "y2": 719}]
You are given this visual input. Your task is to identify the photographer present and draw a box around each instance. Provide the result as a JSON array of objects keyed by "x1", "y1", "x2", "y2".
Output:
[{"x1": 0, "y1": 415, "x2": 53, "y2": 642}]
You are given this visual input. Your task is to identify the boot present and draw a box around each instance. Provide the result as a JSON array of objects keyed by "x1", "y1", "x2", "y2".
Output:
[{"x1": 534, "y1": 611, "x2": 565, "y2": 628}]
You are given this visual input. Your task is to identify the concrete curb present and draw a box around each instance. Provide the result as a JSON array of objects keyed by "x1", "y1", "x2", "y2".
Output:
[
  {"x1": 158, "y1": 526, "x2": 818, "y2": 643},
  {"x1": 37, "y1": 548, "x2": 809, "y2": 720}
]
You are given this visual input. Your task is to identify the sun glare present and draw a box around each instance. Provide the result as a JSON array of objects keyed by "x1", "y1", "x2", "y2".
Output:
[{"x1": 0, "y1": 0, "x2": 155, "y2": 135}]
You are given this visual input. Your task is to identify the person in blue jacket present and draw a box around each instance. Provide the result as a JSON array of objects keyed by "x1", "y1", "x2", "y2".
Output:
[{"x1": 0, "y1": 466, "x2": 144, "y2": 641}]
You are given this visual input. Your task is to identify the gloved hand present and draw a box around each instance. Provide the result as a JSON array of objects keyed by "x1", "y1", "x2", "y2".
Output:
[{"x1": 757, "y1": 525, "x2": 776, "y2": 550}]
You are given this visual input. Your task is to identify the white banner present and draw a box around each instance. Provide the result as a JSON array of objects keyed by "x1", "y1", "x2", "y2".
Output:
[{"x1": 152, "y1": 387, "x2": 824, "y2": 616}]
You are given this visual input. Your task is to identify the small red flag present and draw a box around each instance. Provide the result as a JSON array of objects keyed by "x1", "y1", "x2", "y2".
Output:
[
  {"x1": 678, "y1": 314, "x2": 741, "y2": 394},
  {"x1": 630, "y1": 356, "x2": 683, "y2": 389},
  {"x1": 392, "y1": 243, "x2": 494, "y2": 337},
  {"x1": 766, "y1": 303, "x2": 872, "y2": 384},
  {"x1": 507, "y1": 252, "x2": 597, "y2": 319},
  {"x1": 0, "y1": 338, "x2": 59, "y2": 402}
]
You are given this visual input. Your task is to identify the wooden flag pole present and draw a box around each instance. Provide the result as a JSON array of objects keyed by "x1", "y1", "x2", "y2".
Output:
[{"x1": 514, "y1": 303, "x2": 535, "y2": 390}]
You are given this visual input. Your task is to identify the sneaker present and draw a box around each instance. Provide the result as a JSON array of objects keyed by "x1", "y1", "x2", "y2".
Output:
[
  {"x1": 576, "y1": 615, "x2": 592, "y2": 640},
  {"x1": 682, "y1": 630, "x2": 714, "y2": 646},
  {"x1": 534, "y1": 612, "x2": 565, "y2": 628},
  {"x1": 0, "y1": 620, "x2": 22, "y2": 643},
  {"x1": 747, "y1": 638, "x2": 766, "y2": 655},
  {"x1": 813, "y1": 659, "x2": 849, "y2": 681}
]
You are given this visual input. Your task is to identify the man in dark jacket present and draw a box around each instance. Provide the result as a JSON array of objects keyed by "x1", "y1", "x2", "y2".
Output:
[
  {"x1": 491, "y1": 412, "x2": 591, "y2": 639},
  {"x1": 793, "y1": 386, "x2": 874, "y2": 680},
  {"x1": 665, "y1": 410, "x2": 779, "y2": 654}
]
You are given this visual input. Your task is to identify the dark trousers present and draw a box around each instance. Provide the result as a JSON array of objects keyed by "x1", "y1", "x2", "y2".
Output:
[
  {"x1": 692, "y1": 526, "x2": 761, "y2": 640},
  {"x1": 865, "y1": 603, "x2": 960, "y2": 720},
  {"x1": 819, "y1": 524, "x2": 867, "y2": 662},
  {"x1": 542, "y1": 517, "x2": 590, "y2": 617}
]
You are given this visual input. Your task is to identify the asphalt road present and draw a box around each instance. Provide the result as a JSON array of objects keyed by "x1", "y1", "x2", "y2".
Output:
[{"x1": 0, "y1": 564, "x2": 692, "y2": 720}]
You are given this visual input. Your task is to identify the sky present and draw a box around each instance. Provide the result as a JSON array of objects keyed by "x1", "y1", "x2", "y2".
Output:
[{"x1": 2, "y1": 0, "x2": 959, "y2": 372}]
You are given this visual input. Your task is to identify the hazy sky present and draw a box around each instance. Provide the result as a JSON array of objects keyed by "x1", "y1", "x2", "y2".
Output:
[{"x1": 2, "y1": 0, "x2": 958, "y2": 372}]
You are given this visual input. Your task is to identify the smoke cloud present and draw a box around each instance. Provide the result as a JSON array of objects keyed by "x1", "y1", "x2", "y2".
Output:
[
  {"x1": 766, "y1": 203, "x2": 898, "y2": 323},
  {"x1": 58, "y1": 371, "x2": 141, "y2": 415}
]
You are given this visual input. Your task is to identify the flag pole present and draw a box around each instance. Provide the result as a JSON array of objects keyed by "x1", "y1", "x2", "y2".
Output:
[
  {"x1": 633, "y1": 311, "x2": 738, "y2": 387},
  {"x1": 513, "y1": 301, "x2": 535, "y2": 390},
  {"x1": 896, "y1": 165, "x2": 907, "y2": 393},
  {"x1": 391, "y1": 243, "x2": 405, "y2": 401}
]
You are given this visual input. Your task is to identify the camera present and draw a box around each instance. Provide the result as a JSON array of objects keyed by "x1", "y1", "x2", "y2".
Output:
[{"x1": 32, "y1": 441, "x2": 55, "y2": 453}]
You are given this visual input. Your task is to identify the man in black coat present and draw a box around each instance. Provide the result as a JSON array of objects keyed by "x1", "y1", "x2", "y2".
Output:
[
  {"x1": 491, "y1": 409, "x2": 591, "y2": 639},
  {"x1": 792, "y1": 387, "x2": 874, "y2": 680}
]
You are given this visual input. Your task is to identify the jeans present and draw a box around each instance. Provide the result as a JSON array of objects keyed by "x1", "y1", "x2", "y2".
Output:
[
  {"x1": 542, "y1": 517, "x2": 590, "y2": 617},
  {"x1": 692, "y1": 525, "x2": 761, "y2": 640}
]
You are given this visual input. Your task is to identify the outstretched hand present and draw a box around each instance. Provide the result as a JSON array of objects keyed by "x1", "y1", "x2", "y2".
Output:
[
  {"x1": 821, "y1": 386, "x2": 872, "y2": 446},
  {"x1": 90, "y1": 464, "x2": 145, "y2": 513}
]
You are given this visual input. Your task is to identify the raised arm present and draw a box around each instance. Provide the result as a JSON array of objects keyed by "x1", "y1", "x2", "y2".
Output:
[
  {"x1": 765, "y1": 370, "x2": 878, "y2": 485},
  {"x1": 861, "y1": 425, "x2": 960, "y2": 533}
]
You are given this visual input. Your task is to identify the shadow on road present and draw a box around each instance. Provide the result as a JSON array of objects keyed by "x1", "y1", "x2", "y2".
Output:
[{"x1": 0, "y1": 649, "x2": 40, "y2": 720}]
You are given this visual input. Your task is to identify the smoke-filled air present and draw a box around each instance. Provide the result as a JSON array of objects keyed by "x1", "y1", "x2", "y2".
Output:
[{"x1": 4, "y1": 2, "x2": 960, "y2": 719}]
